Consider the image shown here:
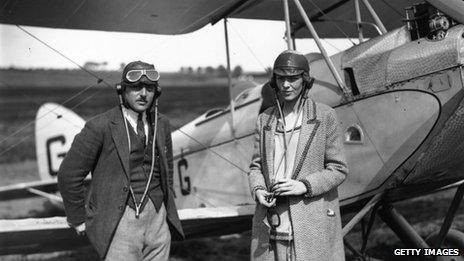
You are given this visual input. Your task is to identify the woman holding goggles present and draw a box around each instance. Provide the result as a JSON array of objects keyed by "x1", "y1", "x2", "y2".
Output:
[{"x1": 248, "y1": 51, "x2": 348, "y2": 261}]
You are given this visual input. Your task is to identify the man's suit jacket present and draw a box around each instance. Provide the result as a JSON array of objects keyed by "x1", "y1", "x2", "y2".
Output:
[{"x1": 58, "y1": 106, "x2": 184, "y2": 258}]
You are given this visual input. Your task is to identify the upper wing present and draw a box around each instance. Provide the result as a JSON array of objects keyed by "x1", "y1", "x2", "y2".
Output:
[
  {"x1": 0, "y1": 0, "x2": 236, "y2": 35},
  {"x1": 232, "y1": 0, "x2": 418, "y2": 38},
  {"x1": 1, "y1": 0, "x2": 416, "y2": 38}
]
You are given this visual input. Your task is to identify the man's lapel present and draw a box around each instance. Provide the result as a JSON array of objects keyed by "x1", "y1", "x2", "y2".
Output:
[
  {"x1": 153, "y1": 113, "x2": 169, "y2": 194},
  {"x1": 110, "y1": 107, "x2": 130, "y2": 178},
  {"x1": 291, "y1": 98, "x2": 320, "y2": 179},
  {"x1": 154, "y1": 115, "x2": 166, "y2": 164}
]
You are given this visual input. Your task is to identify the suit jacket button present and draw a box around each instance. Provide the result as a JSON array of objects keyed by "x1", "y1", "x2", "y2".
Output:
[
  {"x1": 118, "y1": 206, "x2": 124, "y2": 210},
  {"x1": 123, "y1": 187, "x2": 128, "y2": 192},
  {"x1": 327, "y1": 208, "x2": 335, "y2": 217}
]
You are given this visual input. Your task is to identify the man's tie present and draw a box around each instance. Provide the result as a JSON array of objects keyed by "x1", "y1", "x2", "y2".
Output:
[{"x1": 137, "y1": 113, "x2": 146, "y2": 145}]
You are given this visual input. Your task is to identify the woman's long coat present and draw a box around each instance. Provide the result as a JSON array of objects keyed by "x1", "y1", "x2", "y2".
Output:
[{"x1": 248, "y1": 98, "x2": 348, "y2": 261}]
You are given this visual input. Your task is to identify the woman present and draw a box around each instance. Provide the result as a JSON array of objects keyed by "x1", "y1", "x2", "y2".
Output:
[{"x1": 248, "y1": 50, "x2": 348, "y2": 261}]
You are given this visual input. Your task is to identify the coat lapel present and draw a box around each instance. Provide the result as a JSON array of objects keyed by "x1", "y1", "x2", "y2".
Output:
[
  {"x1": 110, "y1": 107, "x2": 130, "y2": 178},
  {"x1": 154, "y1": 115, "x2": 166, "y2": 168},
  {"x1": 153, "y1": 113, "x2": 169, "y2": 194},
  {"x1": 291, "y1": 99, "x2": 320, "y2": 179},
  {"x1": 263, "y1": 107, "x2": 277, "y2": 186}
]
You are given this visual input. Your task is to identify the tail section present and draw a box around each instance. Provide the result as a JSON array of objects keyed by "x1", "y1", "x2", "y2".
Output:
[{"x1": 35, "y1": 103, "x2": 85, "y2": 181}]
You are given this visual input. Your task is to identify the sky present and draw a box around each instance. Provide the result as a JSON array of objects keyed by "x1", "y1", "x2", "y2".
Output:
[{"x1": 0, "y1": 19, "x2": 355, "y2": 72}]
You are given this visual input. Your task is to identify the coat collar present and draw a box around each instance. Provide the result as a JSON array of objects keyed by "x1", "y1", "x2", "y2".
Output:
[
  {"x1": 263, "y1": 107, "x2": 277, "y2": 184},
  {"x1": 262, "y1": 99, "x2": 321, "y2": 182}
]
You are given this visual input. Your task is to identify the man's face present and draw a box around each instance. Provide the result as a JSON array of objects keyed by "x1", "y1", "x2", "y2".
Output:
[
  {"x1": 276, "y1": 74, "x2": 304, "y2": 102},
  {"x1": 123, "y1": 83, "x2": 156, "y2": 113}
]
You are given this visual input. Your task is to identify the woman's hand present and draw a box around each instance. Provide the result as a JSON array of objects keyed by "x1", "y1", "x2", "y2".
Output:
[
  {"x1": 271, "y1": 179, "x2": 307, "y2": 196},
  {"x1": 255, "y1": 189, "x2": 276, "y2": 208}
]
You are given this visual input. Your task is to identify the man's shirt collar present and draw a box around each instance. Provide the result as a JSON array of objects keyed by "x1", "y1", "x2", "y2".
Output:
[{"x1": 122, "y1": 106, "x2": 148, "y2": 139}]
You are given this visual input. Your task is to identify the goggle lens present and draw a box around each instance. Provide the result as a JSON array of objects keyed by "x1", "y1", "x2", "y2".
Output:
[
  {"x1": 144, "y1": 70, "x2": 160, "y2": 81},
  {"x1": 125, "y1": 69, "x2": 160, "y2": 82}
]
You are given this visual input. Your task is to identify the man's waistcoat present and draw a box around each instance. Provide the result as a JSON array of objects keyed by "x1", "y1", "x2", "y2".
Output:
[{"x1": 127, "y1": 123, "x2": 163, "y2": 212}]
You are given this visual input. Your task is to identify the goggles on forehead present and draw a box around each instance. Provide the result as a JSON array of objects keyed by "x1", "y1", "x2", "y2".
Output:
[{"x1": 125, "y1": 69, "x2": 160, "y2": 83}]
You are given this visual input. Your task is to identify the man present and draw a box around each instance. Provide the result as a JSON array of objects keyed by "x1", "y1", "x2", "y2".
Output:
[
  {"x1": 248, "y1": 50, "x2": 348, "y2": 260},
  {"x1": 58, "y1": 61, "x2": 184, "y2": 260}
]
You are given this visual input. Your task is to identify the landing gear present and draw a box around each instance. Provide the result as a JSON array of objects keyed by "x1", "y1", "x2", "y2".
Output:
[
  {"x1": 343, "y1": 182, "x2": 464, "y2": 260},
  {"x1": 425, "y1": 229, "x2": 464, "y2": 261}
]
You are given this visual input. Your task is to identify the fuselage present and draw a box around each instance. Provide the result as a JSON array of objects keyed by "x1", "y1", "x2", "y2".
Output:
[{"x1": 171, "y1": 24, "x2": 464, "y2": 210}]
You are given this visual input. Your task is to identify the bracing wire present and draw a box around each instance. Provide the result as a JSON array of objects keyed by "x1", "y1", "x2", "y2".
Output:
[
  {"x1": 5, "y1": 21, "x2": 252, "y2": 187},
  {"x1": 0, "y1": 135, "x2": 31, "y2": 159},
  {"x1": 228, "y1": 23, "x2": 269, "y2": 73},
  {"x1": 0, "y1": 24, "x2": 114, "y2": 153},
  {"x1": 0, "y1": 81, "x2": 113, "y2": 159},
  {"x1": 67, "y1": 85, "x2": 109, "y2": 112},
  {"x1": 305, "y1": 0, "x2": 357, "y2": 46},
  {"x1": 16, "y1": 88, "x2": 83, "y2": 130},
  {"x1": 321, "y1": 38, "x2": 342, "y2": 52},
  {"x1": 0, "y1": 81, "x2": 103, "y2": 146},
  {"x1": 16, "y1": 25, "x2": 112, "y2": 88},
  {"x1": 0, "y1": 82, "x2": 106, "y2": 157},
  {"x1": 379, "y1": 0, "x2": 403, "y2": 17},
  {"x1": 176, "y1": 128, "x2": 248, "y2": 174}
]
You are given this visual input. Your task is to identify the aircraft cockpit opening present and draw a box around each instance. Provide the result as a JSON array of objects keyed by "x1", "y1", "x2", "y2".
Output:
[{"x1": 344, "y1": 125, "x2": 363, "y2": 144}]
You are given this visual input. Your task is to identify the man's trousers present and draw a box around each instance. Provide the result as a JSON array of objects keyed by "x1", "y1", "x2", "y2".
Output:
[{"x1": 105, "y1": 200, "x2": 171, "y2": 261}]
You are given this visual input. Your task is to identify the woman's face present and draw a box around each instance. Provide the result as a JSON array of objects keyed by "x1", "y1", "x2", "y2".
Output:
[{"x1": 276, "y1": 74, "x2": 304, "y2": 102}]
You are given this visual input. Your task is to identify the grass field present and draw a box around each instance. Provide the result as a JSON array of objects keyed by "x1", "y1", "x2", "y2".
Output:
[
  {"x1": 1, "y1": 72, "x2": 464, "y2": 260},
  {"x1": 0, "y1": 85, "x2": 230, "y2": 164}
]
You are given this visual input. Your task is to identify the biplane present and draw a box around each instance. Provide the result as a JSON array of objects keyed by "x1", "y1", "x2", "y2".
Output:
[{"x1": 2, "y1": 0, "x2": 464, "y2": 259}]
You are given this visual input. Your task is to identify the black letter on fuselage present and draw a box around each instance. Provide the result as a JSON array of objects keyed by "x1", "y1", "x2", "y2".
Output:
[
  {"x1": 46, "y1": 135, "x2": 66, "y2": 177},
  {"x1": 177, "y1": 158, "x2": 191, "y2": 195}
]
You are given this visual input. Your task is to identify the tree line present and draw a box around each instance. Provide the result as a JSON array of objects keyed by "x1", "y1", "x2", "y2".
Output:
[{"x1": 178, "y1": 65, "x2": 243, "y2": 77}]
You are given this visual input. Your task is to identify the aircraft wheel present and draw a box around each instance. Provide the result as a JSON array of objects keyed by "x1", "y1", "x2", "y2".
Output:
[{"x1": 425, "y1": 229, "x2": 464, "y2": 261}]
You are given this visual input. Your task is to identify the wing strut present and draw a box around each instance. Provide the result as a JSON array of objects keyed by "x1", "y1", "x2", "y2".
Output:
[
  {"x1": 223, "y1": 18, "x2": 236, "y2": 139},
  {"x1": 291, "y1": 0, "x2": 350, "y2": 96},
  {"x1": 354, "y1": 0, "x2": 364, "y2": 42},
  {"x1": 283, "y1": 0, "x2": 294, "y2": 50},
  {"x1": 342, "y1": 193, "x2": 382, "y2": 236},
  {"x1": 26, "y1": 188, "x2": 63, "y2": 203},
  {"x1": 360, "y1": 0, "x2": 387, "y2": 34}
]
